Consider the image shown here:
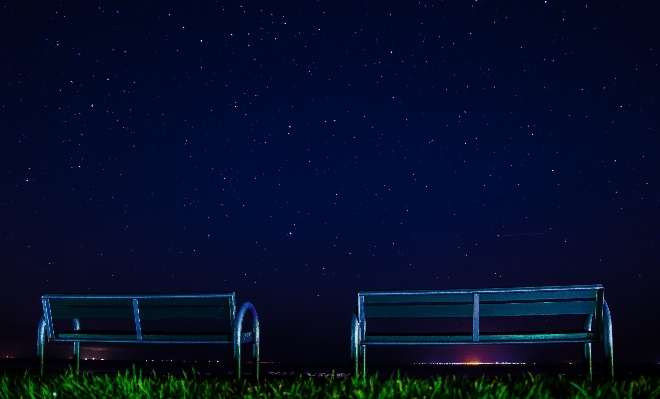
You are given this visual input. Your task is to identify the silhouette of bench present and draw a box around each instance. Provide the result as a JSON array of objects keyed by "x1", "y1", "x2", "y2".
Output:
[
  {"x1": 37, "y1": 293, "x2": 259, "y2": 379},
  {"x1": 351, "y1": 284, "x2": 613, "y2": 379}
]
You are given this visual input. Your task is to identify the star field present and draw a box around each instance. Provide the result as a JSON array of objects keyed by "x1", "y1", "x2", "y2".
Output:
[{"x1": 1, "y1": 2, "x2": 659, "y2": 365}]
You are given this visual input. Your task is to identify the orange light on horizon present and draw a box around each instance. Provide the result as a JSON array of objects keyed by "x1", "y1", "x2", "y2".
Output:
[
  {"x1": 462, "y1": 356, "x2": 482, "y2": 365},
  {"x1": 414, "y1": 361, "x2": 526, "y2": 365}
]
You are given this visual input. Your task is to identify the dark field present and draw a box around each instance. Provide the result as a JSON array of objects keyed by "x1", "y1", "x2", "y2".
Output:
[{"x1": 3, "y1": 357, "x2": 660, "y2": 378}]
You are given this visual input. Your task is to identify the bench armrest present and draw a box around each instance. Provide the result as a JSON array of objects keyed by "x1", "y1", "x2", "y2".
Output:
[{"x1": 234, "y1": 301, "x2": 260, "y2": 379}]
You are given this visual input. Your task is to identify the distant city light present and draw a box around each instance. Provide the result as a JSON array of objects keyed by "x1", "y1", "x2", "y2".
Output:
[{"x1": 414, "y1": 362, "x2": 526, "y2": 366}]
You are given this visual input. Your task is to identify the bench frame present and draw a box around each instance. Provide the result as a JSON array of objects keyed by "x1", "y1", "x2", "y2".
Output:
[
  {"x1": 351, "y1": 285, "x2": 613, "y2": 379},
  {"x1": 37, "y1": 293, "x2": 260, "y2": 379}
]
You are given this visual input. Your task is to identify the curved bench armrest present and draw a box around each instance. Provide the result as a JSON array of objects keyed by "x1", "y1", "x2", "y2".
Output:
[{"x1": 234, "y1": 301, "x2": 260, "y2": 379}]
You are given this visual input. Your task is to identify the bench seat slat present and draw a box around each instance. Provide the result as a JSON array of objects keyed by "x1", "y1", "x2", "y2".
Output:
[
  {"x1": 365, "y1": 330, "x2": 594, "y2": 343},
  {"x1": 143, "y1": 333, "x2": 233, "y2": 341},
  {"x1": 50, "y1": 306, "x2": 135, "y2": 319},
  {"x1": 138, "y1": 307, "x2": 232, "y2": 319},
  {"x1": 479, "y1": 332, "x2": 594, "y2": 341},
  {"x1": 364, "y1": 304, "x2": 473, "y2": 318},
  {"x1": 58, "y1": 331, "x2": 138, "y2": 340},
  {"x1": 363, "y1": 291, "x2": 597, "y2": 304},
  {"x1": 364, "y1": 294, "x2": 473, "y2": 304},
  {"x1": 48, "y1": 298, "x2": 134, "y2": 308},
  {"x1": 49, "y1": 306, "x2": 232, "y2": 320},
  {"x1": 366, "y1": 334, "x2": 473, "y2": 343},
  {"x1": 360, "y1": 286, "x2": 602, "y2": 304},
  {"x1": 480, "y1": 290, "x2": 598, "y2": 302},
  {"x1": 364, "y1": 300, "x2": 595, "y2": 318},
  {"x1": 480, "y1": 300, "x2": 595, "y2": 316},
  {"x1": 57, "y1": 330, "x2": 235, "y2": 342},
  {"x1": 137, "y1": 298, "x2": 232, "y2": 307},
  {"x1": 49, "y1": 305, "x2": 232, "y2": 320}
]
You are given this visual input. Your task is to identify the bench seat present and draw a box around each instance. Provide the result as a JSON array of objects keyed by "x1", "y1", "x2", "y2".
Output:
[
  {"x1": 37, "y1": 293, "x2": 260, "y2": 379},
  {"x1": 352, "y1": 285, "x2": 614, "y2": 379},
  {"x1": 54, "y1": 330, "x2": 253, "y2": 343},
  {"x1": 365, "y1": 330, "x2": 594, "y2": 343}
]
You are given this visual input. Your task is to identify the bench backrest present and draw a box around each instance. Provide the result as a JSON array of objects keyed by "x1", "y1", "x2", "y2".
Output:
[
  {"x1": 42, "y1": 293, "x2": 236, "y2": 339},
  {"x1": 358, "y1": 285, "x2": 604, "y2": 338}
]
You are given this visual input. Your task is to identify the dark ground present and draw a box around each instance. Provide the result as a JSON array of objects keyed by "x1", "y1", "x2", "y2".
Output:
[{"x1": 1, "y1": 358, "x2": 658, "y2": 379}]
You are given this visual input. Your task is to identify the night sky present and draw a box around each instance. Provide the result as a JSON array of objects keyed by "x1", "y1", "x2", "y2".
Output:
[{"x1": 1, "y1": 2, "x2": 659, "y2": 367}]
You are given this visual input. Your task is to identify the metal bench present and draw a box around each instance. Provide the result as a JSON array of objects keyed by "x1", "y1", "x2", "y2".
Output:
[
  {"x1": 351, "y1": 284, "x2": 613, "y2": 379},
  {"x1": 37, "y1": 293, "x2": 260, "y2": 379}
]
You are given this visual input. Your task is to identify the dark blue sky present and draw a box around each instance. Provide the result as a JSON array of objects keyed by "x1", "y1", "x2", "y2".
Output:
[{"x1": 1, "y1": 1, "x2": 659, "y2": 366}]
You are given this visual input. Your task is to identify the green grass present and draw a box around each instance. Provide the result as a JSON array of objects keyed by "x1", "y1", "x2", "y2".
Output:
[{"x1": 1, "y1": 367, "x2": 658, "y2": 399}]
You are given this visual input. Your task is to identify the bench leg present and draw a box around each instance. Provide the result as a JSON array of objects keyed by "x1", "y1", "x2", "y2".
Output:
[
  {"x1": 603, "y1": 300, "x2": 614, "y2": 380},
  {"x1": 72, "y1": 318, "x2": 81, "y2": 374},
  {"x1": 236, "y1": 343, "x2": 242, "y2": 379},
  {"x1": 583, "y1": 314, "x2": 593, "y2": 380},
  {"x1": 360, "y1": 345, "x2": 366, "y2": 377},
  {"x1": 352, "y1": 311, "x2": 366, "y2": 378},
  {"x1": 37, "y1": 316, "x2": 46, "y2": 375},
  {"x1": 253, "y1": 334, "x2": 260, "y2": 381},
  {"x1": 351, "y1": 313, "x2": 359, "y2": 378}
]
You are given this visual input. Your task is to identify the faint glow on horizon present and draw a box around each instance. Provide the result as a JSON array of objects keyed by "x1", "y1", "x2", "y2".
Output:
[{"x1": 414, "y1": 362, "x2": 526, "y2": 366}]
